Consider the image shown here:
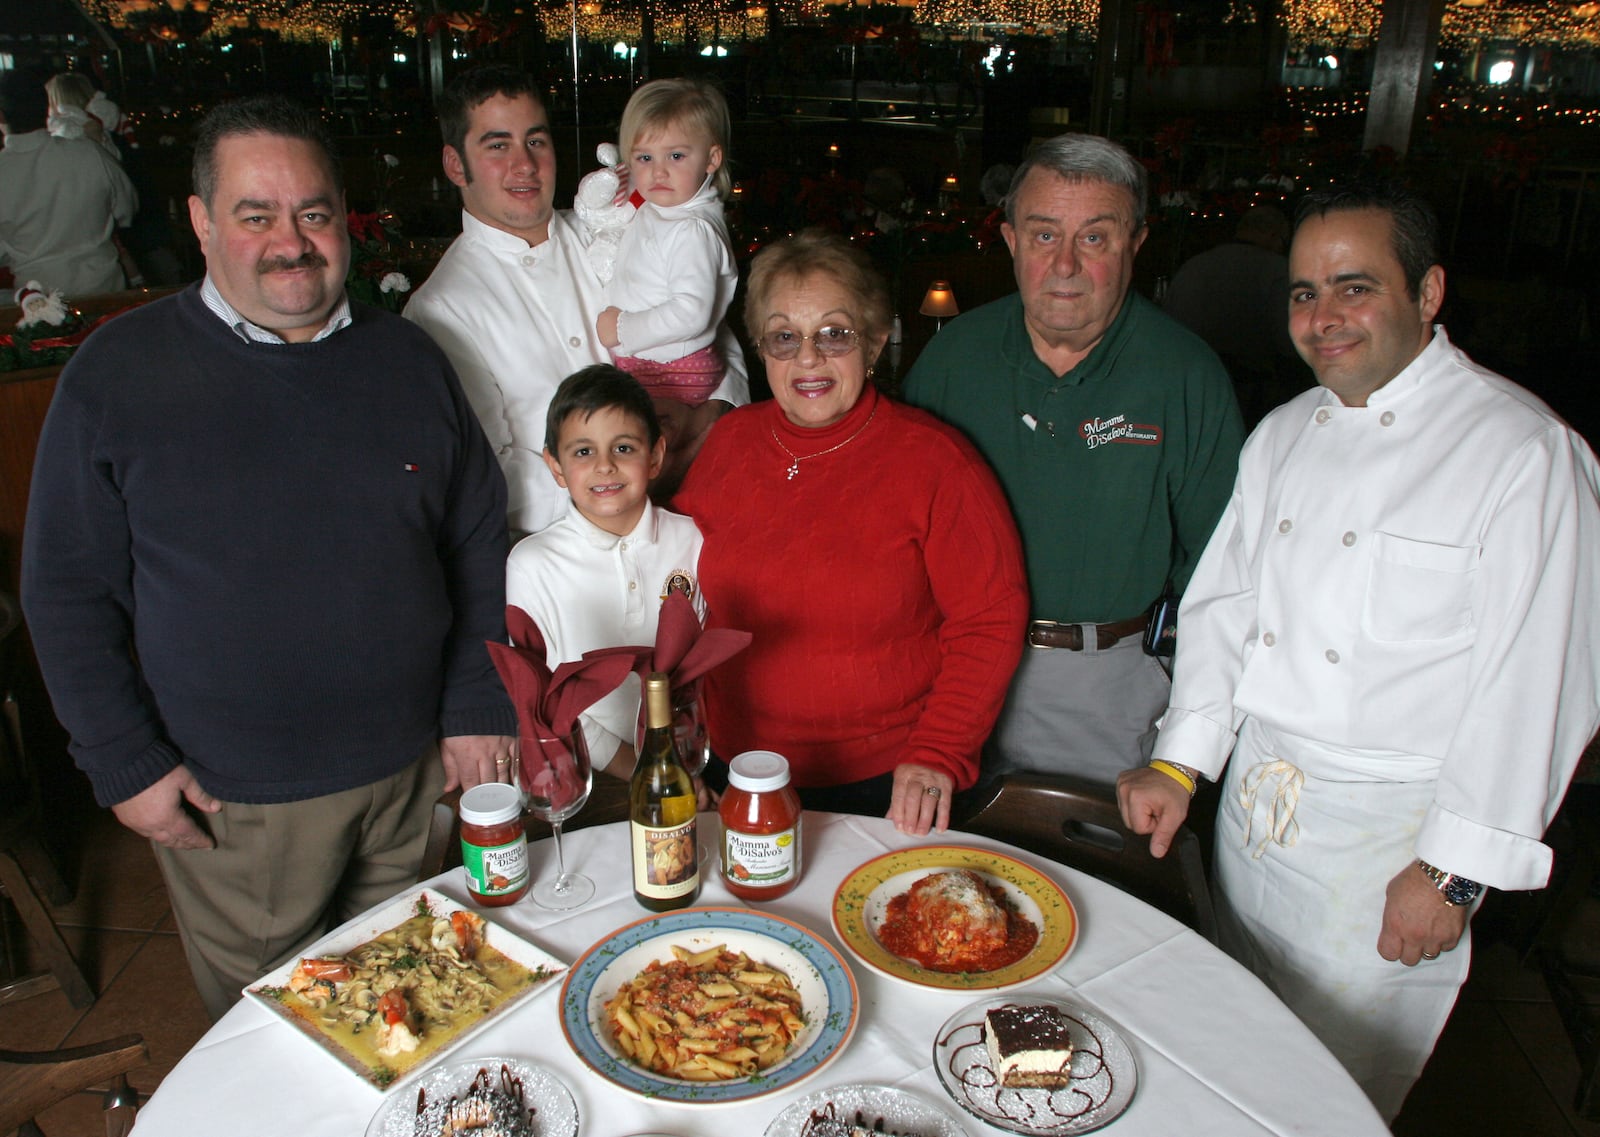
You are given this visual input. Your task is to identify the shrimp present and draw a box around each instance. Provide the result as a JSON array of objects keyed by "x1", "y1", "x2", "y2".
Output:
[
  {"x1": 374, "y1": 988, "x2": 419, "y2": 1058},
  {"x1": 287, "y1": 957, "x2": 352, "y2": 1007},
  {"x1": 430, "y1": 910, "x2": 484, "y2": 957}
]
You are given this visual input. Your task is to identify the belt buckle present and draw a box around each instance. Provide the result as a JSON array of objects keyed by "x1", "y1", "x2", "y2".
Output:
[{"x1": 1028, "y1": 619, "x2": 1059, "y2": 649}]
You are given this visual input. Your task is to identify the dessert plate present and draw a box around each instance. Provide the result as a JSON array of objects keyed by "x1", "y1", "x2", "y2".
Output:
[
  {"x1": 363, "y1": 1056, "x2": 578, "y2": 1137},
  {"x1": 832, "y1": 845, "x2": 1077, "y2": 992},
  {"x1": 766, "y1": 1083, "x2": 969, "y2": 1137},
  {"x1": 933, "y1": 996, "x2": 1136, "y2": 1135}
]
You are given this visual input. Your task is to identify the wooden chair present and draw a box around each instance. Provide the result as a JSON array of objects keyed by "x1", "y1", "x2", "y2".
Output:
[
  {"x1": 0, "y1": 1033, "x2": 147, "y2": 1137},
  {"x1": 953, "y1": 772, "x2": 1218, "y2": 943},
  {"x1": 417, "y1": 772, "x2": 635, "y2": 882},
  {"x1": 0, "y1": 594, "x2": 94, "y2": 1008}
]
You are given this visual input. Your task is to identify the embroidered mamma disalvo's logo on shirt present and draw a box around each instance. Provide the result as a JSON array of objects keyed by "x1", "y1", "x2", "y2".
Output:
[{"x1": 1079, "y1": 414, "x2": 1163, "y2": 449}]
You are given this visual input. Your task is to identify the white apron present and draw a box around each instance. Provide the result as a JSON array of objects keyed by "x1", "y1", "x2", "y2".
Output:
[{"x1": 1214, "y1": 717, "x2": 1473, "y2": 1121}]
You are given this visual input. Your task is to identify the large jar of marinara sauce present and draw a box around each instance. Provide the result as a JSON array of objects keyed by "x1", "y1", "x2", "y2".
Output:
[
  {"x1": 719, "y1": 751, "x2": 802, "y2": 901},
  {"x1": 458, "y1": 781, "x2": 529, "y2": 906}
]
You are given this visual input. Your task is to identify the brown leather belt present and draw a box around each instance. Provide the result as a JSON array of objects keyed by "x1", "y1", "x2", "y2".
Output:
[{"x1": 1027, "y1": 615, "x2": 1149, "y2": 651}]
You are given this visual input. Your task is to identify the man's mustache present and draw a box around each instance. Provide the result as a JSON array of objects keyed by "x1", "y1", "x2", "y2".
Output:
[{"x1": 257, "y1": 251, "x2": 328, "y2": 274}]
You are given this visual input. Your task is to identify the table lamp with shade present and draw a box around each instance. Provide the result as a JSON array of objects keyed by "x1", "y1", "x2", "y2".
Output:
[{"x1": 920, "y1": 280, "x2": 959, "y2": 331}]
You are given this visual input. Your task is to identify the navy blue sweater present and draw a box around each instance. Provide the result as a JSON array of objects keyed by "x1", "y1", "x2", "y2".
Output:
[{"x1": 22, "y1": 286, "x2": 517, "y2": 805}]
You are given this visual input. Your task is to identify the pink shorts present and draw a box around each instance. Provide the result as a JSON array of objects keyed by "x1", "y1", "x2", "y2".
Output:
[{"x1": 613, "y1": 344, "x2": 724, "y2": 406}]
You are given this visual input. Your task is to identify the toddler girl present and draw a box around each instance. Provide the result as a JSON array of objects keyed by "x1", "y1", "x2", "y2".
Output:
[{"x1": 595, "y1": 79, "x2": 737, "y2": 412}]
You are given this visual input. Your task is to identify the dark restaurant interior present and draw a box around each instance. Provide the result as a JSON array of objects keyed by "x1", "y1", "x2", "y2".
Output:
[{"x1": 3, "y1": 0, "x2": 1600, "y2": 1132}]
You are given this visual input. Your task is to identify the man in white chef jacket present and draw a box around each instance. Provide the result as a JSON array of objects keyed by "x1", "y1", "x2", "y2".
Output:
[
  {"x1": 1117, "y1": 181, "x2": 1600, "y2": 1120},
  {"x1": 405, "y1": 65, "x2": 747, "y2": 537}
]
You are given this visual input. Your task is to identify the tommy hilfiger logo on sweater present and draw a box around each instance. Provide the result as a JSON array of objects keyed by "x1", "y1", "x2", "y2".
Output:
[{"x1": 1079, "y1": 414, "x2": 1162, "y2": 449}]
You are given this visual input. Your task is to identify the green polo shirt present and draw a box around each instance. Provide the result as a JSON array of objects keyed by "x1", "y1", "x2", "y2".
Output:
[{"x1": 904, "y1": 291, "x2": 1243, "y2": 623}]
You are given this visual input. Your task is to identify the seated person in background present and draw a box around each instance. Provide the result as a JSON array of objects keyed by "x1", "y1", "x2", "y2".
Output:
[
  {"x1": 0, "y1": 67, "x2": 136, "y2": 298},
  {"x1": 597, "y1": 78, "x2": 739, "y2": 503},
  {"x1": 506, "y1": 365, "x2": 706, "y2": 778},
  {"x1": 674, "y1": 230, "x2": 1029, "y2": 837},
  {"x1": 1163, "y1": 204, "x2": 1312, "y2": 427}
]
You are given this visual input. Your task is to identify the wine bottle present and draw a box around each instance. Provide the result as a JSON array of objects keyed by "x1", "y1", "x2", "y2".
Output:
[{"x1": 630, "y1": 671, "x2": 700, "y2": 911}]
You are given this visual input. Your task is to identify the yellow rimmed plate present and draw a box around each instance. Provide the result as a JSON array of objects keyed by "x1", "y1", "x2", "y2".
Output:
[{"x1": 831, "y1": 846, "x2": 1077, "y2": 991}]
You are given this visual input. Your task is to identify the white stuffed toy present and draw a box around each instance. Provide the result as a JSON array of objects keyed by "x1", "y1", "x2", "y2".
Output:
[{"x1": 573, "y1": 142, "x2": 637, "y2": 285}]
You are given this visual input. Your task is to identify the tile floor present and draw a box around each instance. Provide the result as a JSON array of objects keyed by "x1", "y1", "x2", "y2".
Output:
[{"x1": 4, "y1": 803, "x2": 1600, "y2": 1136}]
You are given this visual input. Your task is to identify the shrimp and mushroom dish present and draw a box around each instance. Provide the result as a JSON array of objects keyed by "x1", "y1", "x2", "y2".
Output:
[{"x1": 258, "y1": 896, "x2": 557, "y2": 1084}]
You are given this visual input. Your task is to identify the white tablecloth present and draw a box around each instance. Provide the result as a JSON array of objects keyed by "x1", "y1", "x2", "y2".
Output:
[{"x1": 133, "y1": 812, "x2": 1386, "y2": 1136}]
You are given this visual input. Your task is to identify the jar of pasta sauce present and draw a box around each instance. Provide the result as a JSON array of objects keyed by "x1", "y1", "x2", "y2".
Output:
[
  {"x1": 459, "y1": 782, "x2": 529, "y2": 907},
  {"x1": 719, "y1": 751, "x2": 802, "y2": 901}
]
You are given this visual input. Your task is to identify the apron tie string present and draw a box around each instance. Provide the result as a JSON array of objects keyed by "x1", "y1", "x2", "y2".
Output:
[{"x1": 1239, "y1": 759, "x2": 1304, "y2": 858}]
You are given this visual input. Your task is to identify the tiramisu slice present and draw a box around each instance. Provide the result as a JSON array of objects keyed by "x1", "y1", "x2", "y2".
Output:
[{"x1": 983, "y1": 1003, "x2": 1074, "y2": 1089}]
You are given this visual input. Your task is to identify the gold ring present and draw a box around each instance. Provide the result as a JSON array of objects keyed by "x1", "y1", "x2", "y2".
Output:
[
  {"x1": 924, "y1": 785, "x2": 942, "y2": 798},
  {"x1": 1421, "y1": 951, "x2": 1439, "y2": 960}
]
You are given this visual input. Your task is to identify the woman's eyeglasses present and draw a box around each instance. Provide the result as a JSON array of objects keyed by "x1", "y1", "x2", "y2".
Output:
[{"x1": 759, "y1": 326, "x2": 860, "y2": 360}]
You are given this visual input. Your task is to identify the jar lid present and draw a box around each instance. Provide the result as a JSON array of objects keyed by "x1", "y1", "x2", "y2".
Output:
[
  {"x1": 459, "y1": 781, "x2": 523, "y2": 826},
  {"x1": 728, "y1": 750, "x2": 791, "y2": 793}
]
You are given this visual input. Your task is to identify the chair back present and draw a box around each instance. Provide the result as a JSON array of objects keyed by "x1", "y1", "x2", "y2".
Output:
[
  {"x1": 0, "y1": 1034, "x2": 147, "y2": 1134},
  {"x1": 417, "y1": 773, "x2": 635, "y2": 882},
  {"x1": 953, "y1": 772, "x2": 1218, "y2": 943}
]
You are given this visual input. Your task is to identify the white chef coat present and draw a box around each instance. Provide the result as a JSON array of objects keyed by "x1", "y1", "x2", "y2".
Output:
[
  {"x1": 506, "y1": 499, "x2": 705, "y2": 766},
  {"x1": 405, "y1": 210, "x2": 748, "y2": 535},
  {"x1": 609, "y1": 177, "x2": 737, "y2": 364},
  {"x1": 1154, "y1": 326, "x2": 1600, "y2": 1117},
  {"x1": 0, "y1": 129, "x2": 136, "y2": 297}
]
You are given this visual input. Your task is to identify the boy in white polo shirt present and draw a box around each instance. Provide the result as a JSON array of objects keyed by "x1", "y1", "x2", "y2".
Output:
[{"x1": 507, "y1": 364, "x2": 706, "y2": 777}]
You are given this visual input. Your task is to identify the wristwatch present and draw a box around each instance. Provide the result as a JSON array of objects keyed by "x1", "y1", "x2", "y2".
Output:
[{"x1": 1416, "y1": 860, "x2": 1484, "y2": 907}]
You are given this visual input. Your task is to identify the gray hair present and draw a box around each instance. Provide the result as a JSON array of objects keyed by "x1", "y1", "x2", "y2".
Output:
[{"x1": 1005, "y1": 134, "x2": 1147, "y2": 228}]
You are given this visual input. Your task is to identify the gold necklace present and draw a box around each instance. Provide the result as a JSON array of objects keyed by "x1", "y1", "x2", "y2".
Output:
[{"x1": 771, "y1": 407, "x2": 877, "y2": 480}]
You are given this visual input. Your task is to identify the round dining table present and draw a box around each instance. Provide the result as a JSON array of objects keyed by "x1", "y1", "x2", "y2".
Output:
[{"x1": 133, "y1": 811, "x2": 1387, "y2": 1136}]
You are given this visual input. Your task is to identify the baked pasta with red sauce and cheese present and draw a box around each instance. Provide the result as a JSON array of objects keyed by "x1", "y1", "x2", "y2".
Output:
[{"x1": 876, "y1": 870, "x2": 1039, "y2": 973}]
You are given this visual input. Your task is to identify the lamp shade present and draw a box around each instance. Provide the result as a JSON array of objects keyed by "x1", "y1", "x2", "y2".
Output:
[{"x1": 920, "y1": 281, "x2": 959, "y2": 319}]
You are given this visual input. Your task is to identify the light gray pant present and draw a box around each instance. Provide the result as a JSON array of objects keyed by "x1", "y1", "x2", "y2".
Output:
[{"x1": 982, "y1": 635, "x2": 1170, "y2": 789}]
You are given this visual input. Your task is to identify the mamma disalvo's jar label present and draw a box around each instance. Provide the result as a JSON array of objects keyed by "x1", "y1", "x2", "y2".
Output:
[
  {"x1": 630, "y1": 819, "x2": 699, "y2": 900},
  {"x1": 723, "y1": 827, "x2": 798, "y2": 891}
]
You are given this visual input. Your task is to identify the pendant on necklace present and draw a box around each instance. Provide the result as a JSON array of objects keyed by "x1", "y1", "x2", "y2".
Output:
[{"x1": 785, "y1": 462, "x2": 800, "y2": 480}]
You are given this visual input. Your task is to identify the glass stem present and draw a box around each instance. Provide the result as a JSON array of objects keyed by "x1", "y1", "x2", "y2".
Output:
[{"x1": 551, "y1": 821, "x2": 568, "y2": 890}]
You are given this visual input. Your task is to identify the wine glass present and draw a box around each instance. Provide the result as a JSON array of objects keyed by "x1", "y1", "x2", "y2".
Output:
[
  {"x1": 521, "y1": 725, "x2": 594, "y2": 909},
  {"x1": 670, "y1": 681, "x2": 711, "y2": 779}
]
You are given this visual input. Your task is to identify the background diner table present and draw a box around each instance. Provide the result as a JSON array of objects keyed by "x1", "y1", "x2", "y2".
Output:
[{"x1": 133, "y1": 811, "x2": 1387, "y2": 1136}]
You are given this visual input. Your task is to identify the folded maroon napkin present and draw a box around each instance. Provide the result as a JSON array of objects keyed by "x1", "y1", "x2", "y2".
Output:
[
  {"x1": 487, "y1": 605, "x2": 650, "y2": 796},
  {"x1": 645, "y1": 590, "x2": 752, "y2": 691}
]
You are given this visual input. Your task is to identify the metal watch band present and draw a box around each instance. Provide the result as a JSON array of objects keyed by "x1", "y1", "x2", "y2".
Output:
[{"x1": 1417, "y1": 859, "x2": 1484, "y2": 907}]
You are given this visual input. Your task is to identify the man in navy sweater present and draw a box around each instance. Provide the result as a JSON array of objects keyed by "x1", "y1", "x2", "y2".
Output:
[{"x1": 22, "y1": 96, "x2": 517, "y2": 1019}]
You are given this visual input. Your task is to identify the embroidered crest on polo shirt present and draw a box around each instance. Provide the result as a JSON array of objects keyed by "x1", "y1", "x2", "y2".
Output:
[
  {"x1": 1079, "y1": 414, "x2": 1162, "y2": 449},
  {"x1": 661, "y1": 569, "x2": 697, "y2": 602}
]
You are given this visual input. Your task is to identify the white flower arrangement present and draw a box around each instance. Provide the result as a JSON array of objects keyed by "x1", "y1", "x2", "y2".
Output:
[
  {"x1": 383, "y1": 153, "x2": 400, "y2": 169},
  {"x1": 15, "y1": 282, "x2": 70, "y2": 328},
  {"x1": 379, "y1": 272, "x2": 411, "y2": 295}
]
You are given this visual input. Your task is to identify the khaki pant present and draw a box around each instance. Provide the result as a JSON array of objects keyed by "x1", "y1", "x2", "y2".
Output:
[
  {"x1": 983, "y1": 635, "x2": 1171, "y2": 789},
  {"x1": 154, "y1": 748, "x2": 446, "y2": 1021}
]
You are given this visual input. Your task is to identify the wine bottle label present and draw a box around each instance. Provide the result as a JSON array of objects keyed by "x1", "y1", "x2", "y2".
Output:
[
  {"x1": 461, "y1": 838, "x2": 529, "y2": 896},
  {"x1": 631, "y1": 818, "x2": 699, "y2": 899},
  {"x1": 722, "y1": 827, "x2": 799, "y2": 889}
]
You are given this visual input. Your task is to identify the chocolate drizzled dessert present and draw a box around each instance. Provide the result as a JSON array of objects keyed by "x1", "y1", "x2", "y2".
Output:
[
  {"x1": 982, "y1": 1004, "x2": 1074, "y2": 1089},
  {"x1": 412, "y1": 1064, "x2": 536, "y2": 1137},
  {"x1": 800, "y1": 1101, "x2": 917, "y2": 1137}
]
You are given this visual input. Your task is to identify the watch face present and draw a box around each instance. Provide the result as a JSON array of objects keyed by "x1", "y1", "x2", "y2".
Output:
[{"x1": 1442, "y1": 876, "x2": 1482, "y2": 906}]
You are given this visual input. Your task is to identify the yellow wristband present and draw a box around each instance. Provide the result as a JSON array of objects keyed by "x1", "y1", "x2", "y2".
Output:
[{"x1": 1149, "y1": 759, "x2": 1197, "y2": 797}]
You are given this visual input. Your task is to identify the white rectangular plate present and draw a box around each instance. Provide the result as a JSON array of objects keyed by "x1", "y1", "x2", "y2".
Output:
[{"x1": 245, "y1": 885, "x2": 566, "y2": 1091}]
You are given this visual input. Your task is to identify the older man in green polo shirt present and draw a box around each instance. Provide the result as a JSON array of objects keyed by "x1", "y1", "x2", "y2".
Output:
[{"x1": 904, "y1": 134, "x2": 1243, "y2": 788}]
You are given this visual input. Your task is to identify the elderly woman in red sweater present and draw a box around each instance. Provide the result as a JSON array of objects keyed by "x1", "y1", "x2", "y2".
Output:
[{"x1": 675, "y1": 231, "x2": 1028, "y2": 835}]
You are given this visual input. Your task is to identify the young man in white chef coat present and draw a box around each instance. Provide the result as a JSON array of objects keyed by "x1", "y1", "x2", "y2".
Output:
[
  {"x1": 1117, "y1": 181, "x2": 1600, "y2": 1120},
  {"x1": 405, "y1": 66, "x2": 747, "y2": 539}
]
